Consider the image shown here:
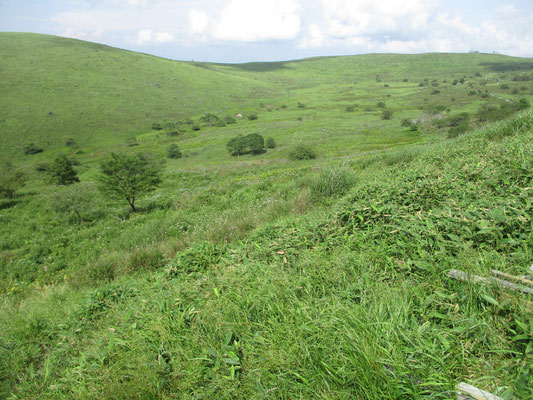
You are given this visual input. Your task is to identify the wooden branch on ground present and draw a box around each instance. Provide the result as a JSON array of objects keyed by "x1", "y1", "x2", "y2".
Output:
[
  {"x1": 490, "y1": 269, "x2": 533, "y2": 287},
  {"x1": 456, "y1": 382, "x2": 503, "y2": 400},
  {"x1": 447, "y1": 269, "x2": 533, "y2": 295}
]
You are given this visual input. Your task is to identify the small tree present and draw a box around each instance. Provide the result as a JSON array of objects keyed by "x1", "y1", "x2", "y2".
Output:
[
  {"x1": 49, "y1": 154, "x2": 80, "y2": 185},
  {"x1": 226, "y1": 135, "x2": 248, "y2": 156},
  {"x1": 98, "y1": 153, "x2": 162, "y2": 212},
  {"x1": 167, "y1": 144, "x2": 182, "y2": 159},
  {"x1": 0, "y1": 162, "x2": 26, "y2": 199},
  {"x1": 266, "y1": 137, "x2": 277, "y2": 149}
]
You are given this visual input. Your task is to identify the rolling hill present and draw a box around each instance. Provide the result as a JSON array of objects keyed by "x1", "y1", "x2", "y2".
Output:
[{"x1": 0, "y1": 33, "x2": 532, "y2": 399}]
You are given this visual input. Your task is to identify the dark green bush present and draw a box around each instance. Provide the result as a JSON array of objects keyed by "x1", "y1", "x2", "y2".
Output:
[
  {"x1": 266, "y1": 137, "x2": 277, "y2": 149},
  {"x1": 49, "y1": 154, "x2": 80, "y2": 185},
  {"x1": 289, "y1": 145, "x2": 317, "y2": 160},
  {"x1": 247, "y1": 114, "x2": 258, "y2": 120},
  {"x1": 377, "y1": 102, "x2": 386, "y2": 108},
  {"x1": 310, "y1": 165, "x2": 355, "y2": 201},
  {"x1": 24, "y1": 143, "x2": 43, "y2": 155},
  {"x1": 297, "y1": 102, "x2": 306, "y2": 109},
  {"x1": 167, "y1": 144, "x2": 182, "y2": 159},
  {"x1": 381, "y1": 109, "x2": 393, "y2": 120}
]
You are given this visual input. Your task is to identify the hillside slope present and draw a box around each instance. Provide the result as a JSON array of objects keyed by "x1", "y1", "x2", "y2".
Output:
[
  {"x1": 0, "y1": 33, "x2": 280, "y2": 156},
  {"x1": 1, "y1": 110, "x2": 531, "y2": 399}
]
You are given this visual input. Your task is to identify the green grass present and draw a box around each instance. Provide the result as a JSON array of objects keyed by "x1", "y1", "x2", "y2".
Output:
[{"x1": 1, "y1": 33, "x2": 532, "y2": 399}]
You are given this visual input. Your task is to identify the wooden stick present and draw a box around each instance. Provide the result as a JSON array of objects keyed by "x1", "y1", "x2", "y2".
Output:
[
  {"x1": 447, "y1": 269, "x2": 533, "y2": 295},
  {"x1": 490, "y1": 270, "x2": 533, "y2": 287},
  {"x1": 456, "y1": 382, "x2": 503, "y2": 400}
]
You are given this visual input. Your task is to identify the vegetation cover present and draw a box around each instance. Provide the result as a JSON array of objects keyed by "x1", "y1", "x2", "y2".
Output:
[{"x1": 0, "y1": 33, "x2": 532, "y2": 399}]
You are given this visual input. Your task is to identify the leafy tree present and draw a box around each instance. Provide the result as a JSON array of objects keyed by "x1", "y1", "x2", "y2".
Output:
[
  {"x1": 98, "y1": 153, "x2": 162, "y2": 212},
  {"x1": 0, "y1": 162, "x2": 26, "y2": 199},
  {"x1": 247, "y1": 133, "x2": 265, "y2": 154},
  {"x1": 266, "y1": 137, "x2": 277, "y2": 149},
  {"x1": 226, "y1": 135, "x2": 248, "y2": 156},
  {"x1": 167, "y1": 144, "x2": 182, "y2": 159},
  {"x1": 199, "y1": 113, "x2": 220, "y2": 126},
  {"x1": 49, "y1": 154, "x2": 80, "y2": 185}
]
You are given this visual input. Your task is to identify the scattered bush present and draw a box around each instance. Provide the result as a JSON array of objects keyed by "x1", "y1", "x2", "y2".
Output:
[
  {"x1": 431, "y1": 89, "x2": 440, "y2": 95},
  {"x1": 297, "y1": 102, "x2": 306, "y2": 109},
  {"x1": 49, "y1": 154, "x2": 80, "y2": 185},
  {"x1": 0, "y1": 163, "x2": 26, "y2": 198},
  {"x1": 266, "y1": 137, "x2": 277, "y2": 149},
  {"x1": 167, "y1": 144, "x2": 182, "y2": 159},
  {"x1": 448, "y1": 123, "x2": 469, "y2": 138},
  {"x1": 166, "y1": 130, "x2": 180, "y2": 137},
  {"x1": 199, "y1": 113, "x2": 220, "y2": 126},
  {"x1": 247, "y1": 114, "x2": 258, "y2": 121},
  {"x1": 377, "y1": 102, "x2": 386, "y2": 108},
  {"x1": 310, "y1": 164, "x2": 355, "y2": 201},
  {"x1": 381, "y1": 109, "x2": 393, "y2": 120},
  {"x1": 289, "y1": 145, "x2": 317, "y2": 160},
  {"x1": 191, "y1": 125, "x2": 201, "y2": 131},
  {"x1": 66, "y1": 138, "x2": 76, "y2": 147},
  {"x1": 226, "y1": 133, "x2": 265, "y2": 156},
  {"x1": 151, "y1": 122, "x2": 163, "y2": 130},
  {"x1": 500, "y1": 84, "x2": 510, "y2": 90},
  {"x1": 224, "y1": 115, "x2": 236, "y2": 124},
  {"x1": 401, "y1": 119, "x2": 412, "y2": 127},
  {"x1": 24, "y1": 143, "x2": 43, "y2": 155},
  {"x1": 345, "y1": 105, "x2": 355, "y2": 112}
]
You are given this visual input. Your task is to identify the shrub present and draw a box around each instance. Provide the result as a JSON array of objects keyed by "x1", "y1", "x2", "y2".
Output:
[
  {"x1": 247, "y1": 114, "x2": 258, "y2": 121},
  {"x1": 227, "y1": 133, "x2": 265, "y2": 156},
  {"x1": 431, "y1": 89, "x2": 440, "y2": 95},
  {"x1": 381, "y1": 109, "x2": 393, "y2": 120},
  {"x1": 0, "y1": 163, "x2": 26, "y2": 198},
  {"x1": 310, "y1": 164, "x2": 355, "y2": 201},
  {"x1": 289, "y1": 145, "x2": 317, "y2": 160},
  {"x1": 297, "y1": 102, "x2": 306, "y2": 109},
  {"x1": 166, "y1": 130, "x2": 180, "y2": 137},
  {"x1": 345, "y1": 105, "x2": 355, "y2": 112},
  {"x1": 199, "y1": 113, "x2": 220, "y2": 126},
  {"x1": 167, "y1": 144, "x2": 182, "y2": 159},
  {"x1": 151, "y1": 122, "x2": 163, "y2": 130},
  {"x1": 49, "y1": 154, "x2": 80, "y2": 185},
  {"x1": 448, "y1": 123, "x2": 469, "y2": 138},
  {"x1": 24, "y1": 143, "x2": 43, "y2": 155},
  {"x1": 191, "y1": 125, "x2": 201, "y2": 131},
  {"x1": 224, "y1": 115, "x2": 236, "y2": 124},
  {"x1": 377, "y1": 102, "x2": 386, "y2": 108},
  {"x1": 500, "y1": 84, "x2": 510, "y2": 90},
  {"x1": 401, "y1": 119, "x2": 412, "y2": 127},
  {"x1": 266, "y1": 137, "x2": 277, "y2": 149}
]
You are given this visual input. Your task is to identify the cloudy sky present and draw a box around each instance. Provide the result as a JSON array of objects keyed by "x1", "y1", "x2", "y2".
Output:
[{"x1": 1, "y1": 0, "x2": 532, "y2": 63}]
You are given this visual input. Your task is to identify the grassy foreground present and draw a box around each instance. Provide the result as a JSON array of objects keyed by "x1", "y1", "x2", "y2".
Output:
[{"x1": 1, "y1": 110, "x2": 532, "y2": 399}]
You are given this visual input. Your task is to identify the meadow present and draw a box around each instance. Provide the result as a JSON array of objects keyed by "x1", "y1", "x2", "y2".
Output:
[{"x1": 0, "y1": 33, "x2": 532, "y2": 399}]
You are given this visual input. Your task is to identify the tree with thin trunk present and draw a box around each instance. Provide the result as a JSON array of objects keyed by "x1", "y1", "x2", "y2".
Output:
[{"x1": 97, "y1": 153, "x2": 162, "y2": 212}]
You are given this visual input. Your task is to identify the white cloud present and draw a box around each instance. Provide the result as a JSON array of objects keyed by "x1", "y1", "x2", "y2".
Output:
[
  {"x1": 188, "y1": 10, "x2": 210, "y2": 36},
  {"x1": 136, "y1": 29, "x2": 176, "y2": 44},
  {"x1": 212, "y1": 0, "x2": 301, "y2": 42}
]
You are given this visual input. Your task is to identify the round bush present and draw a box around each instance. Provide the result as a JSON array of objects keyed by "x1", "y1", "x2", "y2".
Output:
[{"x1": 289, "y1": 145, "x2": 317, "y2": 160}]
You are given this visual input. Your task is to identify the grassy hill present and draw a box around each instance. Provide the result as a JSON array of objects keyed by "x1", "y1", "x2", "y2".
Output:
[{"x1": 0, "y1": 33, "x2": 532, "y2": 399}]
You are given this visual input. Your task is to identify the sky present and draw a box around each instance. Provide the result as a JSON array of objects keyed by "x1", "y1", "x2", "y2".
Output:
[{"x1": 1, "y1": 0, "x2": 532, "y2": 63}]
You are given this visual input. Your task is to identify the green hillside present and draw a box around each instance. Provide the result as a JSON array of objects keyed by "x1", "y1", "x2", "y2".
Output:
[{"x1": 0, "y1": 33, "x2": 532, "y2": 399}]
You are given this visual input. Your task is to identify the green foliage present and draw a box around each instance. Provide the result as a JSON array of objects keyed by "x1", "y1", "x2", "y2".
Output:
[
  {"x1": 49, "y1": 154, "x2": 80, "y2": 185},
  {"x1": 0, "y1": 162, "x2": 25, "y2": 198},
  {"x1": 199, "y1": 113, "x2": 220, "y2": 126},
  {"x1": 289, "y1": 144, "x2": 317, "y2": 160},
  {"x1": 151, "y1": 122, "x2": 163, "y2": 130},
  {"x1": 23, "y1": 143, "x2": 43, "y2": 155},
  {"x1": 48, "y1": 182, "x2": 101, "y2": 224},
  {"x1": 376, "y1": 101, "x2": 386, "y2": 108},
  {"x1": 166, "y1": 144, "x2": 182, "y2": 159},
  {"x1": 401, "y1": 118, "x2": 412, "y2": 127},
  {"x1": 297, "y1": 102, "x2": 306, "y2": 109},
  {"x1": 97, "y1": 152, "x2": 163, "y2": 212},
  {"x1": 247, "y1": 114, "x2": 258, "y2": 121},
  {"x1": 265, "y1": 137, "x2": 277, "y2": 149},
  {"x1": 226, "y1": 133, "x2": 265, "y2": 156},
  {"x1": 381, "y1": 109, "x2": 393, "y2": 120},
  {"x1": 310, "y1": 164, "x2": 356, "y2": 202}
]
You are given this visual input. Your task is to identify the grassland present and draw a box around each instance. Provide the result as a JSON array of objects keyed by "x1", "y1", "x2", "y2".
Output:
[{"x1": 0, "y1": 33, "x2": 532, "y2": 399}]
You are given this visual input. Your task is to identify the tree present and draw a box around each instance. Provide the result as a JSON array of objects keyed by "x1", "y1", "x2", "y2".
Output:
[
  {"x1": 226, "y1": 135, "x2": 248, "y2": 156},
  {"x1": 49, "y1": 154, "x2": 79, "y2": 185},
  {"x1": 0, "y1": 162, "x2": 26, "y2": 199},
  {"x1": 167, "y1": 144, "x2": 182, "y2": 159},
  {"x1": 98, "y1": 153, "x2": 162, "y2": 212},
  {"x1": 246, "y1": 133, "x2": 265, "y2": 154}
]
